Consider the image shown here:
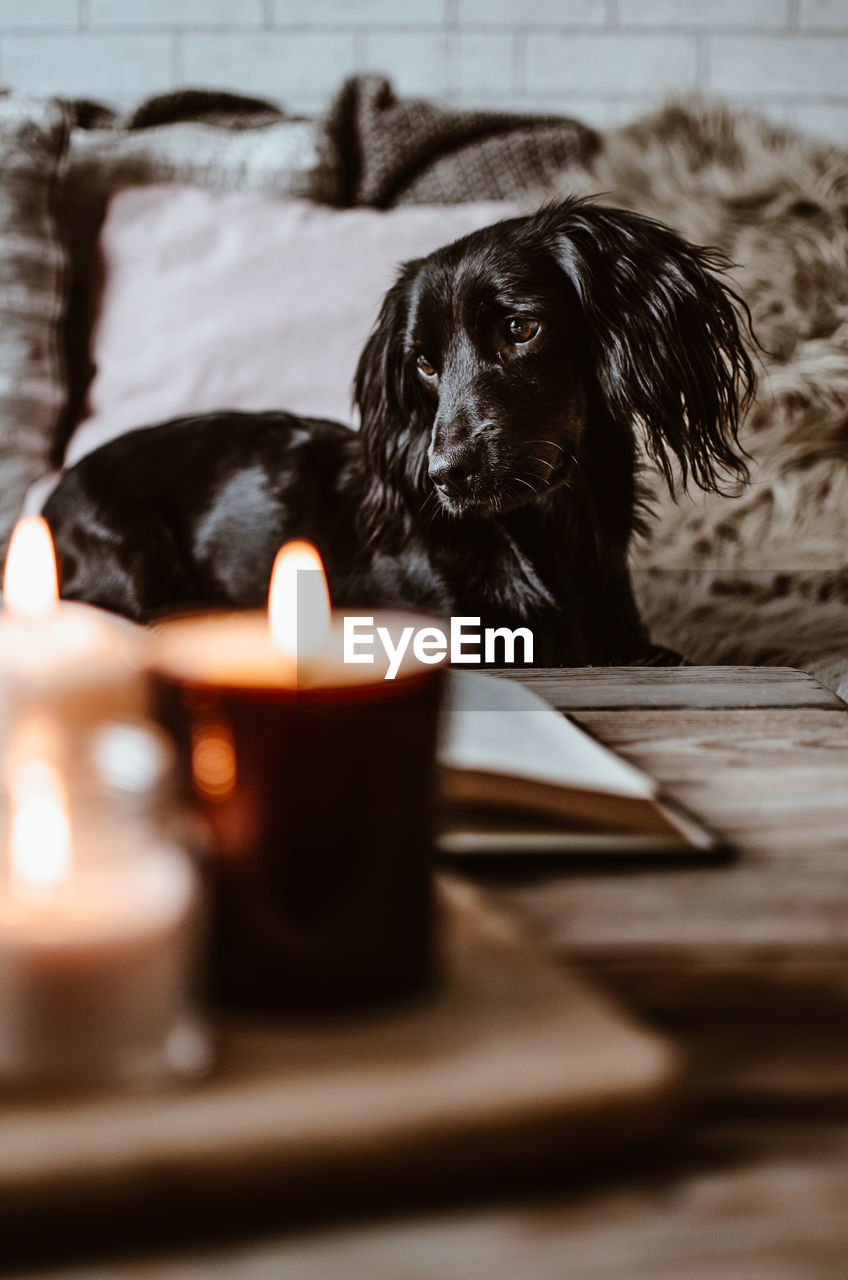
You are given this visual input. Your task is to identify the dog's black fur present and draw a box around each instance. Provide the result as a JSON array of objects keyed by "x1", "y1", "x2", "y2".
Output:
[{"x1": 44, "y1": 200, "x2": 755, "y2": 665}]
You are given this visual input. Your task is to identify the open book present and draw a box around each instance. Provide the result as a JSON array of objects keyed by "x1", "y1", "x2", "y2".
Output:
[{"x1": 437, "y1": 672, "x2": 722, "y2": 858}]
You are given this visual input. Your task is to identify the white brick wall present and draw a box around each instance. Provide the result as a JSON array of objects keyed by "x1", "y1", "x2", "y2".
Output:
[
  {"x1": 526, "y1": 33, "x2": 699, "y2": 96},
  {"x1": 0, "y1": 0, "x2": 846, "y2": 142},
  {"x1": 182, "y1": 32, "x2": 358, "y2": 108}
]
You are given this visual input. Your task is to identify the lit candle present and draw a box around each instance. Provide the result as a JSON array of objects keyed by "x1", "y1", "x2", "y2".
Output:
[
  {"x1": 147, "y1": 541, "x2": 447, "y2": 1012},
  {"x1": 0, "y1": 516, "x2": 147, "y2": 733},
  {"x1": 148, "y1": 540, "x2": 431, "y2": 688},
  {"x1": 0, "y1": 716, "x2": 203, "y2": 1086}
]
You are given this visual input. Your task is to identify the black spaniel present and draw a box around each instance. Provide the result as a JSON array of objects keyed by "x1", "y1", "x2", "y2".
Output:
[{"x1": 44, "y1": 199, "x2": 755, "y2": 665}]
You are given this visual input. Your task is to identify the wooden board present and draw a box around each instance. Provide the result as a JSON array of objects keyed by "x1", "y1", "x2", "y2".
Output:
[
  {"x1": 491, "y1": 665, "x2": 843, "y2": 710},
  {"x1": 0, "y1": 877, "x2": 676, "y2": 1234}
]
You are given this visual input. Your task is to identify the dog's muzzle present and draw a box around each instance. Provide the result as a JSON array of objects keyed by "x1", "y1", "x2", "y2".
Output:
[
  {"x1": 428, "y1": 452, "x2": 479, "y2": 500},
  {"x1": 428, "y1": 432, "x2": 490, "y2": 500}
]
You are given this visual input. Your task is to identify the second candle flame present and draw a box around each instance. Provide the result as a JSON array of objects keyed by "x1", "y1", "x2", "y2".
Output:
[
  {"x1": 268, "y1": 540, "x2": 332, "y2": 660},
  {"x1": 9, "y1": 757, "x2": 72, "y2": 908},
  {"x1": 3, "y1": 516, "x2": 59, "y2": 620}
]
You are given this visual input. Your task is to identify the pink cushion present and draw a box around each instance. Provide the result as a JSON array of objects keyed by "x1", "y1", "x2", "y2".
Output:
[{"x1": 64, "y1": 190, "x2": 520, "y2": 469}]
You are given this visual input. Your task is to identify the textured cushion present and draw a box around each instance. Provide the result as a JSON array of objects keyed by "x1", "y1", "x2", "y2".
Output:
[
  {"x1": 54, "y1": 191, "x2": 517, "y2": 473},
  {"x1": 0, "y1": 94, "x2": 70, "y2": 558},
  {"x1": 54, "y1": 113, "x2": 333, "y2": 461}
]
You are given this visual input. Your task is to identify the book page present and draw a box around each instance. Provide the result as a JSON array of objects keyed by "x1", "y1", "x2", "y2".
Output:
[{"x1": 439, "y1": 672, "x2": 657, "y2": 800}]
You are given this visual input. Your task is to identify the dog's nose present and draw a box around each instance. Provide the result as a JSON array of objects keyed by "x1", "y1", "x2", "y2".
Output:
[{"x1": 429, "y1": 454, "x2": 477, "y2": 497}]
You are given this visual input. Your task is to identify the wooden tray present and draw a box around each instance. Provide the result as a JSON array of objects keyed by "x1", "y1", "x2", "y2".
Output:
[{"x1": 0, "y1": 877, "x2": 677, "y2": 1230}]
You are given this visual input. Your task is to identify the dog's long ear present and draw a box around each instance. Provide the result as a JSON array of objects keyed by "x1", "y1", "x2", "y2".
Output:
[
  {"x1": 353, "y1": 267, "x2": 432, "y2": 548},
  {"x1": 545, "y1": 200, "x2": 756, "y2": 492}
]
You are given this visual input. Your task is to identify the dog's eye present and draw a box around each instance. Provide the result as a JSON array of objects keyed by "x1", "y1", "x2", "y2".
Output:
[
  {"x1": 504, "y1": 317, "x2": 541, "y2": 345},
  {"x1": 416, "y1": 353, "x2": 437, "y2": 379}
]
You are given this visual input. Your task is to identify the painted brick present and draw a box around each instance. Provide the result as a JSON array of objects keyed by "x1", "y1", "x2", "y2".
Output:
[
  {"x1": 266, "y1": 90, "x2": 335, "y2": 115},
  {"x1": 455, "y1": 33, "x2": 515, "y2": 96},
  {"x1": 183, "y1": 32, "x2": 357, "y2": 100},
  {"x1": 362, "y1": 32, "x2": 449, "y2": 97},
  {"x1": 793, "y1": 101, "x2": 848, "y2": 140},
  {"x1": 602, "y1": 94, "x2": 667, "y2": 123},
  {"x1": 617, "y1": 0, "x2": 789, "y2": 27},
  {"x1": 526, "y1": 32, "x2": 698, "y2": 94},
  {"x1": 273, "y1": 0, "x2": 447, "y2": 25},
  {"x1": 554, "y1": 97, "x2": 616, "y2": 127},
  {"x1": 0, "y1": 0, "x2": 77, "y2": 27},
  {"x1": 709, "y1": 34, "x2": 848, "y2": 95},
  {"x1": 503, "y1": 94, "x2": 675, "y2": 127},
  {"x1": 451, "y1": 92, "x2": 613, "y2": 125},
  {"x1": 798, "y1": 0, "x2": 848, "y2": 29},
  {"x1": 523, "y1": 95, "x2": 643, "y2": 126},
  {"x1": 2, "y1": 33, "x2": 174, "y2": 98},
  {"x1": 726, "y1": 98, "x2": 798, "y2": 124},
  {"x1": 89, "y1": 0, "x2": 264, "y2": 27},
  {"x1": 457, "y1": 0, "x2": 605, "y2": 26}
]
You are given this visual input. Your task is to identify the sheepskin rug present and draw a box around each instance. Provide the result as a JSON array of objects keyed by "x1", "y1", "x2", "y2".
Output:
[{"x1": 544, "y1": 98, "x2": 848, "y2": 699}]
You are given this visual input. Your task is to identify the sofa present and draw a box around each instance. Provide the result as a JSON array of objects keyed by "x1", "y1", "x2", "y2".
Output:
[{"x1": 3, "y1": 78, "x2": 847, "y2": 697}]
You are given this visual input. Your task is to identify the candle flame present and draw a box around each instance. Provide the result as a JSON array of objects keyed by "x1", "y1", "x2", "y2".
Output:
[
  {"x1": 9, "y1": 757, "x2": 72, "y2": 907},
  {"x1": 3, "y1": 516, "x2": 59, "y2": 619},
  {"x1": 268, "y1": 540, "x2": 331, "y2": 659}
]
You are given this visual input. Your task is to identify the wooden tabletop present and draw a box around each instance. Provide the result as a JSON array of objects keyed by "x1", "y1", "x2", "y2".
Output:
[
  {"x1": 490, "y1": 666, "x2": 848, "y2": 1020},
  {"x1": 9, "y1": 667, "x2": 848, "y2": 1280}
]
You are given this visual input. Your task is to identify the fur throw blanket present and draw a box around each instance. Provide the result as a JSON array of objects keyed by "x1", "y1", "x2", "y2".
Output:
[{"x1": 545, "y1": 99, "x2": 848, "y2": 699}]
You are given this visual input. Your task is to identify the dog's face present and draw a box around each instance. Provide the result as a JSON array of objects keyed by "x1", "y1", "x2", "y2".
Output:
[
  {"x1": 354, "y1": 200, "x2": 755, "y2": 543},
  {"x1": 402, "y1": 241, "x2": 589, "y2": 517}
]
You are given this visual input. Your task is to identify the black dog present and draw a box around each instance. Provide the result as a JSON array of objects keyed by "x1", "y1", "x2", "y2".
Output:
[{"x1": 44, "y1": 199, "x2": 755, "y2": 665}]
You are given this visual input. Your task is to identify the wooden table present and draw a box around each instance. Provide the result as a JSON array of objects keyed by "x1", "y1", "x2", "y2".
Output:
[
  {"x1": 9, "y1": 667, "x2": 848, "y2": 1280},
  {"x1": 487, "y1": 667, "x2": 848, "y2": 1117}
]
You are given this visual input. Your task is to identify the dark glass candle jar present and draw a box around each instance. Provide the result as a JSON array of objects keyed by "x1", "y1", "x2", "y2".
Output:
[{"x1": 147, "y1": 609, "x2": 446, "y2": 1014}]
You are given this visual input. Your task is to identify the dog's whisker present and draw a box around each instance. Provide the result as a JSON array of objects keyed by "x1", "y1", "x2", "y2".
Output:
[
  {"x1": 514, "y1": 476, "x2": 540, "y2": 496},
  {"x1": 418, "y1": 490, "x2": 446, "y2": 531},
  {"x1": 525, "y1": 439, "x2": 565, "y2": 454},
  {"x1": 426, "y1": 505, "x2": 443, "y2": 532}
]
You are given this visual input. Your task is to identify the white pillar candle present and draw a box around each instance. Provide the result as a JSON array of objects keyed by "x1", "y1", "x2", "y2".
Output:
[
  {"x1": 0, "y1": 516, "x2": 147, "y2": 732},
  {"x1": 0, "y1": 721, "x2": 204, "y2": 1087}
]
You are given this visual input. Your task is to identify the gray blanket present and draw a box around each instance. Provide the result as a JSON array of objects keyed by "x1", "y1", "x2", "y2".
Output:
[{"x1": 321, "y1": 74, "x2": 597, "y2": 206}]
